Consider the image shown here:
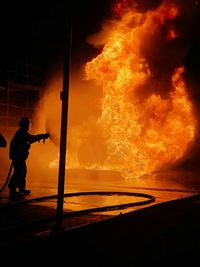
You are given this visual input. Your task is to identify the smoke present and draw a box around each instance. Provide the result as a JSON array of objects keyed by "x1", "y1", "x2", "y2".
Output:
[{"x1": 30, "y1": 64, "x2": 108, "y2": 173}]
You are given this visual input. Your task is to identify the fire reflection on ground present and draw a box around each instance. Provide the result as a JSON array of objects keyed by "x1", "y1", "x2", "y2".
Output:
[{"x1": 28, "y1": 168, "x2": 199, "y2": 216}]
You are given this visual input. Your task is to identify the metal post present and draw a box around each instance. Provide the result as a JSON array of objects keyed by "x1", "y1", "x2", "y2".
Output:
[
  {"x1": 6, "y1": 80, "x2": 10, "y2": 130},
  {"x1": 55, "y1": 17, "x2": 71, "y2": 232}
]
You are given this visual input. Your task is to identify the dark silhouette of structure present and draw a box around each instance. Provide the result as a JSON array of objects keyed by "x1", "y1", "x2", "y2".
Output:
[
  {"x1": 0, "y1": 133, "x2": 6, "y2": 200},
  {"x1": 8, "y1": 117, "x2": 49, "y2": 201},
  {"x1": 0, "y1": 133, "x2": 6, "y2": 148},
  {"x1": 0, "y1": 61, "x2": 42, "y2": 135}
]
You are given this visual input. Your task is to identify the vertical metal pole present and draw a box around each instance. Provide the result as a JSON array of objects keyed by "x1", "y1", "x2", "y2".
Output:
[
  {"x1": 55, "y1": 17, "x2": 71, "y2": 232},
  {"x1": 6, "y1": 80, "x2": 10, "y2": 130}
]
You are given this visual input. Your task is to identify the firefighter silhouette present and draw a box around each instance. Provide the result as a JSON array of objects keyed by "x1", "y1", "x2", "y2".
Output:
[{"x1": 8, "y1": 117, "x2": 49, "y2": 200}]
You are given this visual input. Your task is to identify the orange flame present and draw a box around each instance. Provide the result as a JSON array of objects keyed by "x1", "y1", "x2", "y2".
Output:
[
  {"x1": 166, "y1": 28, "x2": 179, "y2": 41},
  {"x1": 112, "y1": 0, "x2": 133, "y2": 16},
  {"x1": 85, "y1": 3, "x2": 196, "y2": 178}
]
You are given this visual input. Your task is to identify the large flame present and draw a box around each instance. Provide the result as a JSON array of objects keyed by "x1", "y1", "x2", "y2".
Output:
[
  {"x1": 84, "y1": 2, "x2": 196, "y2": 178},
  {"x1": 35, "y1": 1, "x2": 197, "y2": 180}
]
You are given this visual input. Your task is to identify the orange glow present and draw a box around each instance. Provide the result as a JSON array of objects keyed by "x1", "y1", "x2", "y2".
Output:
[
  {"x1": 112, "y1": 0, "x2": 132, "y2": 16},
  {"x1": 155, "y1": 5, "x2": 179, "y2": 25},
  {"x1": 33, "y1": 1, "x2": 196, "y2": 181},
  {"x1": 166, "y1": 28, "x2": 179, "y2": 41},
  {"x1": 85, "y1": 3, "x2": 196, "y2": 178}
]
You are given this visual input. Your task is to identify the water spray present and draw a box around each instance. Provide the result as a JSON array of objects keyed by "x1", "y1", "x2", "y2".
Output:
[{"x1": 45, "y1": 119, "x2": 59, "y2": 146}]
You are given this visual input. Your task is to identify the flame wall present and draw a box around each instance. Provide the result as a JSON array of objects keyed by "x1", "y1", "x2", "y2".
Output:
[{"x1": 31, "y1": 0, "x2": 200, "y2": 180}]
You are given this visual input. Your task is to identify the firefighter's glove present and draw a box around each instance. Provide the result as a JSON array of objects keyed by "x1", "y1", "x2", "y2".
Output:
[{"x1": 42, "y1": 133, "x2": 50, "y2": 143}]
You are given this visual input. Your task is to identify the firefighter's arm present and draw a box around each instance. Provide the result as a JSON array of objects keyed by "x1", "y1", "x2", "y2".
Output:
[
  {"x1": 41, "y1": 133, "x2": 49, "y2": 143},
  {"x1": 29, "y1": 133, "x2": 49, "y2": 144}
]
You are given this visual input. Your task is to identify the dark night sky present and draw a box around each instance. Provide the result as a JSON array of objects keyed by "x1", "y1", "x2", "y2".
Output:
[{"x1": 0, "y1": 0, "x2": 112, "y2": 82}]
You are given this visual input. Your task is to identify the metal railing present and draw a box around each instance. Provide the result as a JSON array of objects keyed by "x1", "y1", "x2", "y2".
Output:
[{"x1": 0, "y1": 103, "x2": 36, "y2": 131}]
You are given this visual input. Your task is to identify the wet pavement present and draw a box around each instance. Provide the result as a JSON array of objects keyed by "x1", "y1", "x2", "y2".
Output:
[
  {"x1": 2, "y1": 191, "x2": 200, "y2": 266},
  {"x1": 0, "y1": 168, "x2": 199, "y2": 251}
]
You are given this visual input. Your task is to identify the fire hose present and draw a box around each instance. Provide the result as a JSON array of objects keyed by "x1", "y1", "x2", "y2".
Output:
[
  {"x1": 0, "y1": 162, "x2": 13, "y2": 195},
  {"x1": 0, "y1": 191, "x2": 156, "y2": 233}
]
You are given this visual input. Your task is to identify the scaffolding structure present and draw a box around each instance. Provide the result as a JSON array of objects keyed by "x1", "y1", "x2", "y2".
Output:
[{"x1": 0, "y1": 62, "x2": 41, "y2": 135}]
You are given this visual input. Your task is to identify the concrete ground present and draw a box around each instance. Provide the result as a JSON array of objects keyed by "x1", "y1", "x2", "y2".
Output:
[
  {"x1": 1, "y1": 193, "x2": 200, "y2": 266},
  {"x1": 1, "y1": 168, "x2": 200, "y2": 266}
]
